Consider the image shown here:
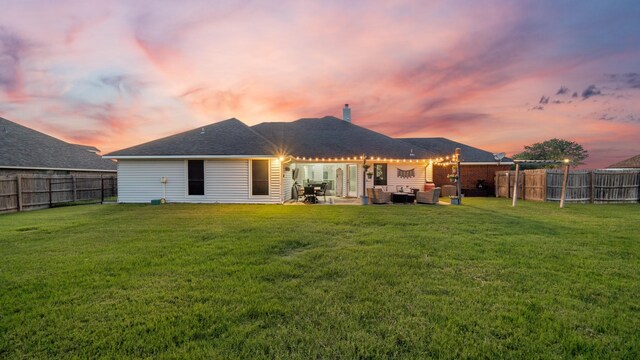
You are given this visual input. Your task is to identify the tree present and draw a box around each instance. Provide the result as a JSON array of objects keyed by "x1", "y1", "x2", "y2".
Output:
[{"x1": 512, "y1": 138, "x2": 588, "y2": 168}]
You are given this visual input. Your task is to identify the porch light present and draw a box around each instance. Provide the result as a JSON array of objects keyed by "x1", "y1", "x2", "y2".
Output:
[{"x1": 278, "y1": 156, "x2": 285, "y2": 162}]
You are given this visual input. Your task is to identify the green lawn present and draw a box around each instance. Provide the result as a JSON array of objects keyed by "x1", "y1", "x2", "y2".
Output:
[{"x1": 1, "y1": 199, "x2": 639, "y2": 359}]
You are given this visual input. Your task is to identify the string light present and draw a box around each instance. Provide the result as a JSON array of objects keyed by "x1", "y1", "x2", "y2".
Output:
[{"x1": 286, "y1": 154, "x2": 457, "y2": 164}]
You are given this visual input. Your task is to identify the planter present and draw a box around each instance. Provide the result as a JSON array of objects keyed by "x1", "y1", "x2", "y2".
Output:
[
  {"x1": 362, "y1": 196, "x2": 369, "y2": 205},
  {"x1": 366, "y1": 173, "x2": 373, "y2": 179},
  {"x1": 450, "y1": 197, "x2": 460, "y2": 205}
]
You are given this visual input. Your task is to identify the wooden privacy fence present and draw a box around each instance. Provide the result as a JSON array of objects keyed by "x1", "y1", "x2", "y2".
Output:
[
  {"x1": 0, "y1": 175, "x2": 117, "y2": 213},
  {"x1": 495, "y1": 169, "x2": 640, "y2": 203}
]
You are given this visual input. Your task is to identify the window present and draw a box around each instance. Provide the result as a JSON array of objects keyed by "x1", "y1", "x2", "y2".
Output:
[
  {"x1": 188, "y1": 160, "x2": 205, "y2": 195},
  {"x1": 252, "y1": 160, "x2": 269, "y2": 195},
  {"x1": 374, "y1": 163, "x2": 387, "y2": 186}
]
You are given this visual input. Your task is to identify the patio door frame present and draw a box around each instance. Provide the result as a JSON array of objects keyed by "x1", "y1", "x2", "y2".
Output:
[{"x1": 346, "y1": 164, "x2": 358, "y2": 197}]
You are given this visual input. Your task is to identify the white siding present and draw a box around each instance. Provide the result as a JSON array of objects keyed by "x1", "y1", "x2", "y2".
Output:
[
  {"x1": 282, "y1": 163, "x2": 295, "y2": 201},
  {"x1": 117, "y1": 159, "x2": 282, "y2": 204},
  {"x1": 117, "y1": 160, "x2": 186, "y2": 203},
  {"x1": 387, "y1": 163, "x2": 427, "y2": 191},
  {"x1": 365, "y1": 162, "x2": 428, "y2": 192}
]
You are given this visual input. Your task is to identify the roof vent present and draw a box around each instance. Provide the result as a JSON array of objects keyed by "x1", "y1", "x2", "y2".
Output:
[
  {"x1": 342, "y1": 104, "x2": 351, "y2": 123},
  {"x1": 409, "y1": 149, "x2": 415, "y2": 157},
  {"x1": 200, "y1": 127, "x2": 205, "y2": 134}
]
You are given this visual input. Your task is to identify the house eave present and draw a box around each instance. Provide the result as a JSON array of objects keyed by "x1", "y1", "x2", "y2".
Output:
[
  {"x1": 103, "y1": 155, "x2": 280, "y2": 160},
  {"x1": 0, "y1": 165, "x2": 117, "y2": 173}
]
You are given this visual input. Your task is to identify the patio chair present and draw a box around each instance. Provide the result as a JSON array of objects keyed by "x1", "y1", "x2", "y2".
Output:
[
  {"x1": 294, "y1": 183, "x2": 305, "y2": 201},
  {"x1": 304, "y1": 186, "x2": 317, "y2": 203},
  {"x1": 367, "y1": 188, "x2": 391, "y2": 204},
  {"x1": 416, "y1": 187, "x2": 441, "y2": 204},
  {"x1": 315, "y1": 182, "x2": 328, "y2": 202}
]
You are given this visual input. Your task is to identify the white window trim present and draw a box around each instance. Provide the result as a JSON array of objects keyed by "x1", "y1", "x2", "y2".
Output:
[
  {"x1": 249, "y1": 159, "x2": 271, "y2": 197},
  {"x1": 184, "y1": 159, "x2": 207, "y2": 198}
]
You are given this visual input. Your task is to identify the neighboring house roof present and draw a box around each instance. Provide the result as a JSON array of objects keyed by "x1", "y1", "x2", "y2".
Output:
[
  {"x1": 105, "y1": 118, "x2": 278, "y2": 157},
  {"x1": 0, "y1": 117, "x2": 117, "y2": 171},
  {"x1": 607, "y1": 154, "x2": 640, "y2": 168},
  {"x1": 400, "y1": 137, "x2": 513, "y2": 163},
  {"x1": 252, "y1": 116, "x2": 437, "y2": 159}
]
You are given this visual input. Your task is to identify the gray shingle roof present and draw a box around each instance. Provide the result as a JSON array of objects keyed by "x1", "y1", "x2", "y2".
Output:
[
  {"x1": 252, "y1": 116, "x2": 437, "y2": 159},
  {"x1": 608, "y1": 154, "x2": 640, "y2": 168},
  {"x1": 105, "y1": 116, "x2": 508, "y2": 163},
  {"x1": 400, "y1": 137, "x2": 513, "y2": 163},
  {"x1": 105, "y1": 118, "x2": 279, "y2": 157},
  {"x1": 0, "y1": 117, "x2": 116, "y2": 171}
]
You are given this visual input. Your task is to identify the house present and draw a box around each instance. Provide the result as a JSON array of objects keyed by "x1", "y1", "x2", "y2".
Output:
[
  {"x1": 0, "y1": 117, "x2": 117, "y2": 177},
  {"x1": 104, "y1": 107, "x2": 512, "y2": 203},
  {"x1": 607, "y1": 154, "x2": 640, "y2": 169}
]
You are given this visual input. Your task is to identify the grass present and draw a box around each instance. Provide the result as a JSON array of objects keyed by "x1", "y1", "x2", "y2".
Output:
[{"x1": 1, "y1": 198, "x2": 639, "y2": 359}]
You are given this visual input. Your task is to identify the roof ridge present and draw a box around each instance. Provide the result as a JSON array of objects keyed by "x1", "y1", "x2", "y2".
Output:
[{"x1": 232, "y1": 118, "x2": 281, "y2": 150}]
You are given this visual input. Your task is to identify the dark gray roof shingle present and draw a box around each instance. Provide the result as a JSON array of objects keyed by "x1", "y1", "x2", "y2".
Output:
[
  {"x1": 105, "y1": 118, "x2": 278, "y2": 157},
  {"x1": 252, "y1": 116, "x2": 437, "y2": 159},
  {"x1": 0, "y1": 117, "x2": 116, "y2": 171},
  {"x1": 608, "y1": 154, "x2": 640, "y2": 168},
  {"x1": 105, "y1": 116, "x2": 509, "y2": 163},
  {"x1": 400, "y1": 137, "x2": 513, "y2": 163}
]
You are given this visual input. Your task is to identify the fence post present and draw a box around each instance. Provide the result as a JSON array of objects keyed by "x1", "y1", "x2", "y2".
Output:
[
  {"x1": 72, "y1": 175, "x2": 77, "y2": 202},
  {"x1": 590, "y1": 171, "x2": 595, "y2": 203},
  {"x1": 543, "y1": 170, "x2": 548, "y2": 201},
  {"x1": 560, "y1": 162, "x2": 570, "y2": 208},
  {"x1": 512, "y1": 163, "x2": 520, "y2": 207},
  {"x1": 507, "y1": 172, "x2": 511, "y2": 199},
  {"x1": 101, "y1": 176, "x2": 104, "y2": 203},
  {"x1": 495, "y1": 173, "x2": 499, "y2": 197},
  {"x1": 48, "y1": 177, "x2": 52, "y2": 208},
  {"x1": 16, "y1": 175, "x2": 22, "y2": 212},
  {"x1": 522, "y1": 170, "x2": 526, "y2": 201}
]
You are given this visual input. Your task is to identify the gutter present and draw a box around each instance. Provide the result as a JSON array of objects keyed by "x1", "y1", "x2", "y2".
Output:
[
  {"x1": 0, "y1": 165, "x2": 116, "y2": 173},
  {"x1": 102, "y1": 155, "x2": 280, "y2": 160}
]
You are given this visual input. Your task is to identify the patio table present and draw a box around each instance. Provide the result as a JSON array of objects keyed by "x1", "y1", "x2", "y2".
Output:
[
  {"x1": 304, "y1": 186, "x2": 318, "y2": 203},
  {"x1": 392, "y1": 192, "x2": 408, "y2": 203}
]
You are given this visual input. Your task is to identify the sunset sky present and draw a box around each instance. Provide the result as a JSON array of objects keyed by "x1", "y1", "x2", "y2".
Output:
[{"x1": 1, "y1": 0, "x2": 639, "y2": 168}]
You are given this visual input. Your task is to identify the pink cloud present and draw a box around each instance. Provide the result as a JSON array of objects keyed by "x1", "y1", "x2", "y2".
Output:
[{"x1": 0, "y1": 0, "x2": 638, "y2": 168}]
